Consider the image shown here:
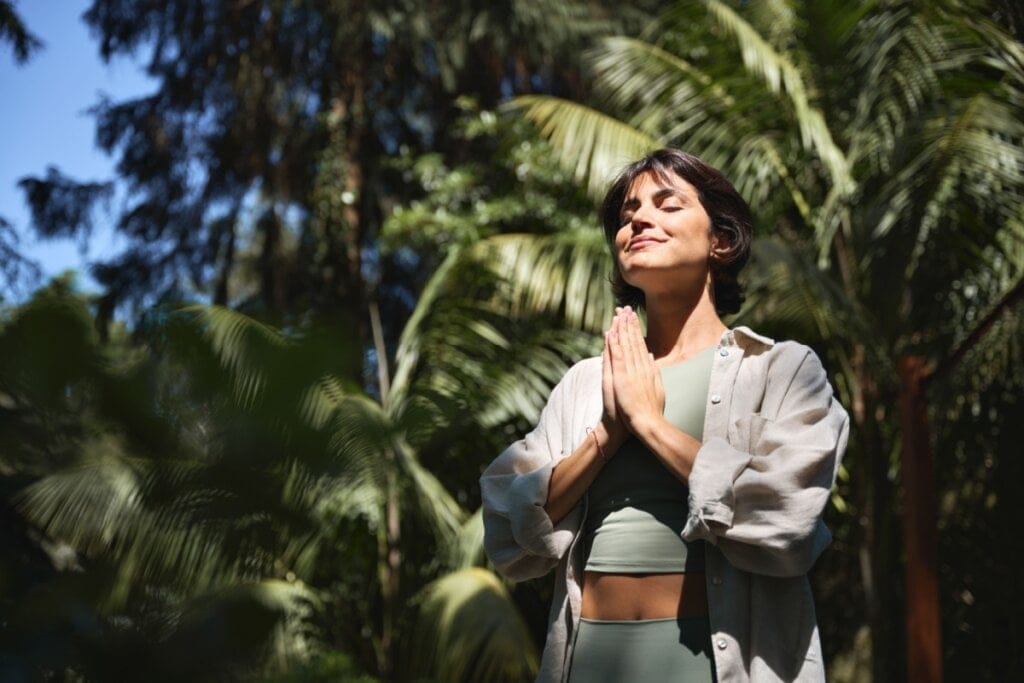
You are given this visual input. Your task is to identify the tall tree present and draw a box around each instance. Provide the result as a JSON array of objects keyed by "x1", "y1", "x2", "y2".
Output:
[
  {"x1": 17, "y1": 0, "x2": 639, "y2": 384},
  {"x1": 0, "y1": 1, "x2": 42, "y2": 297}
]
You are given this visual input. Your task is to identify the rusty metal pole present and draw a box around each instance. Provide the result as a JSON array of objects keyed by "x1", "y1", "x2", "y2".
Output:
[{"x1": 897, "y1": 355, "x2": 942, "y2": 683}]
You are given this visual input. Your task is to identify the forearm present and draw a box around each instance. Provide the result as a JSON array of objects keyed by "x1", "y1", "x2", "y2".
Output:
[
  {"x1": 544, "y1": 421, "x2": 626, "y2": 525},
  {"x1": 631, "y1": 414, "x2": 702, "y2": 483}
]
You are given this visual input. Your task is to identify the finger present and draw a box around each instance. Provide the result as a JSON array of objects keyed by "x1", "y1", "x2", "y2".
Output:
[
  {"x1": 625, "y1": 310, "x2": 645, "y2": 372},
  {"x1": 619, "y1": 308, "x2": 636, "y2": 370},
  {"x1": 603, "y1": 332, "x2": 612, "y2": 374},
  {"x1": 603, "y1": 334, "x2": 614, "y2": 389},
  {"x1": 632, "y1": 313, "x2": 651, "y2": 372},
  {"x1": 609, "y1": 320, "x2": 624, "y2": 370}
]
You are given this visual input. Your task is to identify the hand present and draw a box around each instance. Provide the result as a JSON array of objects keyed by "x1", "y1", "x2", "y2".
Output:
[
  {"x1": 608, "y1": 307, "x2": 665, "y2": 434},
  {"x1": 601, "y1": 325, "x2": 627, "y2": 444}
]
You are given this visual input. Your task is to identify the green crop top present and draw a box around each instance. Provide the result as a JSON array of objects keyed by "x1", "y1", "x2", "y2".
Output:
[{"x1": 582, "y1": 345, "x2": 715, "y2": 573}]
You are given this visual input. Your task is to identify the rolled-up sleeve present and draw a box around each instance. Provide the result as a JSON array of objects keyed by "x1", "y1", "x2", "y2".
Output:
[
  {"x1": 480, "y1": 368, "x2": 581, "y2": 582},
  {"x1": 683, "y1": 346, "x2": 849, "y2": 578}
]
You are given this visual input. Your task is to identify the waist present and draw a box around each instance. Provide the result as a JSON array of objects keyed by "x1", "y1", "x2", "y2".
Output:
[{"x1": 580, "y1": 571, "x2": 708, "y2": 620}]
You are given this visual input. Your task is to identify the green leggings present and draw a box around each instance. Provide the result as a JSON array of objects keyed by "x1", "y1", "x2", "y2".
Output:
[{"x1": 567, "y1": 616, "x2": 717, "y2": 682}]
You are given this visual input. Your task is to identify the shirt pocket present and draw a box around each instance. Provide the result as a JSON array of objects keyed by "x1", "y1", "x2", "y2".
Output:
[{"x1": 729, "y1": 412, "x2": 772, "y2": 456}]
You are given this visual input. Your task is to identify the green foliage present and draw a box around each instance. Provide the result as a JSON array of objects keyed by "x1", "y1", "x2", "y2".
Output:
[
  {"x1": 381, "y1": 99, "x2": 596, "y2": 254},
  {"x1": 410, "y1": 567, "x2": 538, "y2": 683},
  {"x1": 6, "y1": 1, "x2": 1023, "y2": 681},
  {"x1": 2, "y1": 144, "x2": 601, "y2": 677}
]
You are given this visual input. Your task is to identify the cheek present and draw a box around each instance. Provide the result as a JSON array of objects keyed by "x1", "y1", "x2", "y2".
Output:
[{"x1": 614, "y1": 229, "x2": 630, "y2": 252}]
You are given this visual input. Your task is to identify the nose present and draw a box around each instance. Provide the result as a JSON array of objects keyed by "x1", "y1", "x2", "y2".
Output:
[{"x1": 630, "y1": 202, "x2": 655, "y2": 231}]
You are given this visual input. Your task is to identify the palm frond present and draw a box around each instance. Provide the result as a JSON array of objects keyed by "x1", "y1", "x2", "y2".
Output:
[
  {"x1": 701, "y1": 0, "x2": 853, "y2": 196},
  {"x1": 445, "y1": 508, "x2": 485, "y2": 570},
  {"x1": 868, "y1": 92, "x2": 1024, "y2": 290},
  {"x1": 173, "y1": 304, "x2": 291, "y2": 410},
  {"x1": 389, "y1": 245, "x2": 464, "y2": 412},
  {"x1": 16, "y1": 452, "x2": 141, "y2": 558},
  {"x1": 411, "y1": 567, "x2": 538, "y2": 683},
  {"x1": 478, "y1": 231, "x2": 612, "y2": 332},
  {"x1": 588, "y1": 36, "x2": 804, "y2": 206},
  {"x1": 741, "y1": 236, "x2": 865, "y2": 352},
  {"x1": 846, "y1": 9, "x2": 990, "y2": 176},
  {"x1": 394, "y1": 436, "x2": 466, "y2": 547},
  {"x1": 506, "y1": 95, "x2": 660, "y2": 197}
]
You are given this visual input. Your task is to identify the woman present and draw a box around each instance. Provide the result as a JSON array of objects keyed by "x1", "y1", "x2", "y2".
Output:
[{"x1": 480, "y1": 149, "x2": 849, "y2": 682}]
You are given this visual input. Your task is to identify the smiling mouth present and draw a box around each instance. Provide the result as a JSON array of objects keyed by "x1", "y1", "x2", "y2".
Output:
[{"x1": 627, "y1": 238, "x2": 662, "y2": 251}]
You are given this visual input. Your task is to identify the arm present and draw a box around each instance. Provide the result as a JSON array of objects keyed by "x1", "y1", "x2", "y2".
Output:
[
  {"x1": 681, "y1": 345, "x2": 850, "y2": 577},
  {"x1": 479, "y1": 361, "x2": 593, "y2": 581},
  {"x1": 544, "y1": 336, "x2": 628, "y2": 525},
  {"x1": 481, "y1": 324, "x2": 628, "y2": 581}
]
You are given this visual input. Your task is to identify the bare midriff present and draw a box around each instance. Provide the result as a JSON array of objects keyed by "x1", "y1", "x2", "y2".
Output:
[{"x1": 580, "y1": 571, "x2": 708, "y2": 620}]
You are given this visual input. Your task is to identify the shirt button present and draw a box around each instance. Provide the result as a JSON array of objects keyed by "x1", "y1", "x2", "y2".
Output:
[
  {"x1": 716, "y1": 638, "x2": 728, "y2": 650},
  {"x1": 710, "y1": 394, "x2": 722, "y2": 404},
  {"x1": 712, "y1": 577, "x2": 723, "y2": 586},
  {"x1": 719, "y1": 348, "x2": 729, "y2": 357}
]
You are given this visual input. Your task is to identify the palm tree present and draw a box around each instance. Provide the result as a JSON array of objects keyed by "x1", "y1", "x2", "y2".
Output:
[
  {"x1": 6, "y1": 248, "x2": 579, "y2": 680},
  {"x1": 503, "y1": 1, "x2": 1024, "y2": 679}
]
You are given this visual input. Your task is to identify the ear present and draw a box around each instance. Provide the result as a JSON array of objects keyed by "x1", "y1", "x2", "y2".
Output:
[{"x1": 709, "y1": 230, "x2": 732, "y2": 263}]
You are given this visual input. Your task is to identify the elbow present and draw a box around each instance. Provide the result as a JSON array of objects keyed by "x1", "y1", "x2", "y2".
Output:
[
  {"x1": 721, "y1": 520, "x2": 832, "y2": 578},
  {"x1": 484, "y1": 540, "x2": 556, "y2": 582},
  {"x1": 482, "y1": 511, "x2": 558, "y2": 582}
]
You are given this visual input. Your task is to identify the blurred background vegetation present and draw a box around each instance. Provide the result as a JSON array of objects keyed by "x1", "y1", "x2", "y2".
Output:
[{"x1": 1, "y1": 1, "x2": 1022, "y2": 681}]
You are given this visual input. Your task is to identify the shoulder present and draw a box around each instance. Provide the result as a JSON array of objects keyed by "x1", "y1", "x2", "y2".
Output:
[
  {"x1": 551, "y1": 355, "x2": 601, "y2": 398},
  {"x1": 568, "y1": 354, "x2": 602, "y2": 378},
  {"x1": 734, "y1": 326, "x2": 820, "y2": 373},
  {"x1": 733, "y1": 328, "x2": 833, "y2": 405},
  {"x1": 536, "y1": 355, "x2": 601, "y2": 415}
]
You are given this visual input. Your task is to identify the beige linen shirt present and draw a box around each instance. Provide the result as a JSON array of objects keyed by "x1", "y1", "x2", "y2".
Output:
[{"x1": 480, "y1": 326, "x2": 849, "y2": 682}]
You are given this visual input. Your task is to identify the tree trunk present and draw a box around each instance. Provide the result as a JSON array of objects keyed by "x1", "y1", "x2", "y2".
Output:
[
  {"x1": 851, "y1": 347, "x2": 900, "y2": 683},
  {"x1": 376, "y1": 465, "x2": 402, "y2": 679},
  {"x1": 213, "y1": 219, "x2": 236, "y2": 306},
  {"x1": 259, "y1": 207, "x2": 288, "y2": 318},
  {"x1": 897, "y1": 355, "x2": 942, "y2": 683}
]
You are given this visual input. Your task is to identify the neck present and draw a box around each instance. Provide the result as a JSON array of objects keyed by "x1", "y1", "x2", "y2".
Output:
[{"x1": 643, "y1": 280, "x2": 727, "y2": 362}]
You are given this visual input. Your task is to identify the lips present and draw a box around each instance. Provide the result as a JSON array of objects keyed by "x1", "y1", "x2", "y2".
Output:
[{"x1": 627, "y1": 237, "x2": 663, "y2": 251}]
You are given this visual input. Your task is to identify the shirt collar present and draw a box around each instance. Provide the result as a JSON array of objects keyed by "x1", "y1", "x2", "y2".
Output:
[{"x1": 722, "y1": 325, "x2": 776, "y2": 348}]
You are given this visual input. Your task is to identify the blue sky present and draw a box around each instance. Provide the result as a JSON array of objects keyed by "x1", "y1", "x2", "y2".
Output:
[{"x1": 0, "y1": 0, "x2": 155, "y2": 297}]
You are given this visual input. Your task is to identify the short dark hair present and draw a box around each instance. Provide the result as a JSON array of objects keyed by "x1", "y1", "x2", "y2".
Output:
[{"x1": 600, "y1": 149, "x2": 753, "y2": 315}]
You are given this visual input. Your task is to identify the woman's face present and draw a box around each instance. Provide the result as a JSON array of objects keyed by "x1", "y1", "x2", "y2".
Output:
[{"x1": 614, "y1": 170, "x2": 716, "y2": 295}]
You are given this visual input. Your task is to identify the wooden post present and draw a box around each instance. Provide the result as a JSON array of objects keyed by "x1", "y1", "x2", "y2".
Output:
[{"x1": 897, "y1": 355, "x2": 942, "y2": 683}]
